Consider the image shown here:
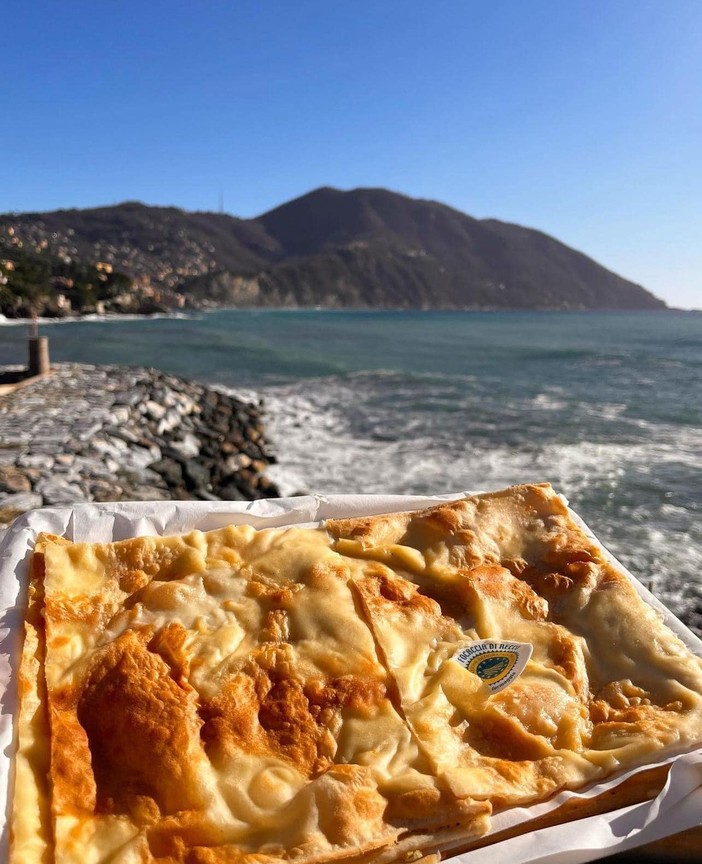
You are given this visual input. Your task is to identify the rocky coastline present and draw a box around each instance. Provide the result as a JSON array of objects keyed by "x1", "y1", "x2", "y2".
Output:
[{"x1": 0, "y1": 363, "x2": 280, "y2": 534}]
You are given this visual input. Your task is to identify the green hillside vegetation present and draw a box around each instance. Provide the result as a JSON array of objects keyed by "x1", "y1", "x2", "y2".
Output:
[{"x1": 0, "y1": 236, "x2": 133, "y2": 317}]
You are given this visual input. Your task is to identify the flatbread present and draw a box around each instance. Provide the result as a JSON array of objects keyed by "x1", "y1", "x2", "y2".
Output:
[{"x1": 10, "y1": 484, "x2": 702, "y2": 863}]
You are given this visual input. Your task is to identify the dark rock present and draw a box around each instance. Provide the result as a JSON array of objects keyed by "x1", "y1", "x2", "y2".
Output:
[
  {"x1": 219, "y1": 483, "x2": 248, "y2": 501},
  {"x1": 237, "y1": 468, "x2": 257, "y2": 489},
  {"x1": 150, "y1": 458, "x2": 184, "y2": 488},
  {"x1": 242, "y1": 441, "x2": 263, "y2": 460},
  {"x1": 200, "y1": 439, "x2": 225, "y2": 460},
  {"x1": 182, "y1": 459, "x2": 211, "y2": 492},
  {"x1": 227, "y1": 432, "x2": 246, "y2": 449},
  {"x1": 256, "y1": 476, "x2": 280, "y2": 498},
  {"x1": 210, "y1": 415, "x2": 231, "y2": 435}
]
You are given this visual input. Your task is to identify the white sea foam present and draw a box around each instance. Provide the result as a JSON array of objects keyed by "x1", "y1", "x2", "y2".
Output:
[
  {"x1": 529, "y1": 393, "x2": 568, "y2": 410},
  {"x1": 261, "y1": 385, "x2": 652, "y2": 497},
  {"x1": 0, "y1": 312, "x2": 194, "y2": 326},
  {"x1": 581, "y1": 401, "x2": 628, "y2": 420}
]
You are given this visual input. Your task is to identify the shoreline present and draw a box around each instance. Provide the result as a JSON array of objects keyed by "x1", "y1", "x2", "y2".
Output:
[
  {"x1": 1, "y1": 308, "x2": 695, "y2": 328},
  {"x1": 0, "y1": 363, "x2": 280, "y2": 533},
  {"x1": 0, "y1": 311, "x2": 196, "y2": 327}
]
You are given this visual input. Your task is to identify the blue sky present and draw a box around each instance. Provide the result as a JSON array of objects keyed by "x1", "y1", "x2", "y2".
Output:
[{"x1": 3, "y1": 1, "x2": 701, "y2": 307}]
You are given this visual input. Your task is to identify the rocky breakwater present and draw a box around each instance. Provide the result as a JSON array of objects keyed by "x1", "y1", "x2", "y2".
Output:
[{"x1": 0, "y1": 363, "x2": 280, "y2": 533}]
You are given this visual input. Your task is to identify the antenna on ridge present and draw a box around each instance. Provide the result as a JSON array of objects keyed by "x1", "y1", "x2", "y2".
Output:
[{"x1": 219, "y1": 191, "x2": 224, "y2": 214}]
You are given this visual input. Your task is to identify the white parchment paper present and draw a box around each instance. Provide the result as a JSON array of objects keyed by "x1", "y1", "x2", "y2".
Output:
[{"x1": 1, "y1": 493, "x2": 701, "y2": 863}]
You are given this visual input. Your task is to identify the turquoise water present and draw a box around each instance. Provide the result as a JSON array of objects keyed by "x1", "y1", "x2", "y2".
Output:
[{"x1": 2, "y1": 309, "x2": 701, "y2": 626}]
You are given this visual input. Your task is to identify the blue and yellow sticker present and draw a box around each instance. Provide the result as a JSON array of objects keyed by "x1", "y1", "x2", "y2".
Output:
[{"x1": 453, "y1": 640, "x2": 532, "y2": 693}]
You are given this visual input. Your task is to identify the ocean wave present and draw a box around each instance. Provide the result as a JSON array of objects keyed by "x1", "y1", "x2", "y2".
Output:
[
  {"x1": 579, "y1": 401, "x2": 628, "y2": 420},
  {"x1": 529, "y1": 393, "x2": 568, "y2": 410},
  {"x1": 0, "y1": 312, "x2": 195, "y2": 326},
  {"x1": 259, "y1": 380, "x2": 689, "y2": 496},
  {"x1": 344, "y1": 368, "x2": 479, "y2": 384}
]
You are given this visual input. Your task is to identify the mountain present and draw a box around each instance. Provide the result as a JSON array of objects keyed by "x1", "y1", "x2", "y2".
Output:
[{"x1": 0, "y1": 188, "x2": 666, "y2": 310}]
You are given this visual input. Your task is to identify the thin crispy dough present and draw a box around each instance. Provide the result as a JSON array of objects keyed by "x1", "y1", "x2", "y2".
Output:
[
  {"x1": 10, "y1": 534, "x2": 69, "y2": 864},
  {"x1": 11, "y1": 484, "x2": 702, "y2": 863}
]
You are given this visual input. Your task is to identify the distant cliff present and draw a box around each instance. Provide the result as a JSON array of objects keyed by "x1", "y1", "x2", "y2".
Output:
[{"x1": 0, "y1": 187, "x2": 666, "y2": 311}]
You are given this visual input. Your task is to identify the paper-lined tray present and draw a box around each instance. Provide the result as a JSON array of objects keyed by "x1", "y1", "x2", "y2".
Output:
[{"x1": 1, "y1": 493, "x2": 701, "y2": 863}]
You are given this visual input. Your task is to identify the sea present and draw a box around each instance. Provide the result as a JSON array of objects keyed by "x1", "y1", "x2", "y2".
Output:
[{"x1": 1, "y1": 309, "x2": 701, "y2": 627}]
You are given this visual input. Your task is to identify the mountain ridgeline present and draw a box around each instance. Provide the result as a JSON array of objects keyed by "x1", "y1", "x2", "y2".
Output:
[{"x1": 1, "y1": 187, "x2": 665, "y2": 311}]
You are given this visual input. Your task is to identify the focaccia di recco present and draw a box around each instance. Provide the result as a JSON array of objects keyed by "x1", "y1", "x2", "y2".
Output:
[{"x1": 10, "y1": 484, "x2": 702, "y2": 863}]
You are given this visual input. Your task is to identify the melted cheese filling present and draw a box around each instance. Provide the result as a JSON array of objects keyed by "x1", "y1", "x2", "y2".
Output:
[{"x1": 11, "y1": 484, "x2": 702, "y2": 863}]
